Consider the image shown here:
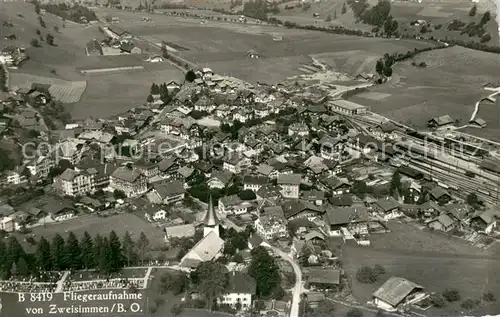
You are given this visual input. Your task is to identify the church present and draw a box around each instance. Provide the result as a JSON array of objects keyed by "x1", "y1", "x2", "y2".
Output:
[{"x1": 180, "y1": 196, "x2": 225, "y2": 268}]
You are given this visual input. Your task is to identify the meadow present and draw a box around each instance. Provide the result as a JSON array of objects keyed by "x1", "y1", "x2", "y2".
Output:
[{"x1": 349, "y1": 46, "x2": 500, "y2": 139}]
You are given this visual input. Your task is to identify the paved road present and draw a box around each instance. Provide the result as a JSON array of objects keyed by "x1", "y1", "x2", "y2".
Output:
[{"x1": 271, "y1": 247, "x2": 302, "y2": 317}]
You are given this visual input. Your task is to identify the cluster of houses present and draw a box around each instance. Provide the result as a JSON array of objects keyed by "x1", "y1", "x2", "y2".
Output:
[
  {"x1": 0, "y1": 46, "x2": 28, "y2": 67},
  {"x1": 1, "y1": 67, "x2": 500, "y2": 313},
  {"x1": 85, "y1": 26, "x2": 142, "y2": 56}
]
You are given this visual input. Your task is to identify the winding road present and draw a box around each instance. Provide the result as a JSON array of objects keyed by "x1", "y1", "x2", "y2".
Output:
[{"x1": 271, "y1": 247, "x2": 303, "y2": 317}]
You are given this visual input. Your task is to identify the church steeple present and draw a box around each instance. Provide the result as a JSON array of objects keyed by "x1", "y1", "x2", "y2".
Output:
[{"x1": 203, "y1": 195, "x2": 220, "y2": 237}]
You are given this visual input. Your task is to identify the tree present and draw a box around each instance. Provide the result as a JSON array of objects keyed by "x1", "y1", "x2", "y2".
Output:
[
  {"x1": 249, "y1": 246, "x2": 281, "y2": 298},
  {"x1": 146, "y1": 94, "x2": 153, "y2": 102},
  {"x1": 113, "y1": 190, "x2": 127, "y2": 199},
  {"x1": 46, "y1": 33, "x2": 55, "y2": 46},
  {"x1": 36, "y1": 29, "x2": 41, "y2": 35},
  {"x1": 325, "y1": 14, "x2": 332, "y2": 22},
  {"x1": 480, "y1": 11, "x2": 491, "y2": 25},
  {"x1": 442, "y1": 289, "x2": 461, "y2": 302},
  {"x1": 466, "y1": 193, "x2": 480, "y2": 207},
  {"x1": 53, "y1": 26, "x2": 59, "y2": 32},
  {"x1": 35, "y1": 2, "x2": 41, "y2": 14},
  {"x1": 347, "y1": 308, "x2": 363, "y2": 317},
  {"x1": 170, "y1": 305, "x2": 182, "y2": 316},
  {"x1": 375, "y1": 59, "x2": 384, "y2": 75},
  {"x1": 483, "y1": 291, "x2": 496, "y2": 302},
  {"x1": 30, "y1": 39, "x2": 40, "y2": 47},
  {"x1": 383, "y1": 65, "x2": 393, "y2": 77},
  {"x1": 481, "y1": 33, "x2": 491, "y2": 43},
  {"x1": 0, "y1": 148, "x2": 15, "y2": 172},
  {"x1": 389, "y1": 170, "x2": 401, "y2": 197},
  {"x1": 17, "y1": 257, "x2": 29, "y2": 277},
  {"x1": 136, "y1": 232, "x2": 149, "y2": 265},
  {"x1": 185, "y1": 70, "x2": 196, "y2": 82},
  {"x1": 122, "y1": 231, "x2": 136, "y2": 266},
  {"x1": 429, "y1": 293, "x2": 446, "y2": 308},
  {"x1": 108, "y1": 230, "x2": 124, "y2": 273},
  {"x1": 80, "y1": 231, "x2": 94, "y2": 269},
  {"x1": 191, "y1": 261, "x2": 228, "y2": 310},
  {"x1": 341, "y1": 2, "x2": 347, "y2": 14},
  {"x1": 36, "y1": 237, "x2": 52, "y2": 271},
  {"x1": 372, "y1": 264, "x2": 385, "y2": 276},
  {"x1": 38, "y1": 16, "x2": 46, "y2": 28},
  {"x1": 65, "y1": 232, "x2": 82, "y2": 270},
  {"x1": 310, "y1": 300, "x2": 335, "y2": 316},
  {"x1": 333, "y1": 10, "x2": 337, "y2": 19},
  {"x1": 161, "y1": 42, "x2": 168, "y2": 58},
  {"x1": 461, "y1": 298, "x2": 477, "y2": 310},
  {"x1": 51, "y1": 234, "x2": 67, "y2": 270},
  {"x1": 150, "y1": 83, "x2": 160, "y2": 94},
  {"x1": 238, "y1": 189, "x2": 256, "y2": 200},
  {"x1": 469, "y1": 4, "x2": 477, "y2": 16},
  {"x1": 356, "y1": 266, "x2": 376, "y2": 284}
]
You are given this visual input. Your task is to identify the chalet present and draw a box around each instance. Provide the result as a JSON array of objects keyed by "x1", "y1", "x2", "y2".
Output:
[
  {"x1": 429, "y1": 186, "x2": 451, "y2": 204},
  {"x1": 427, "y1": 213, "x2": 455, "y2": 232},
  {"x1": 304, "y1": 230, "x2": 326, "y2": 245},
  {"x1": 193, "y1": 161, "x2": 214, "y2": 177},
  {"x1": 288, "y1": 122, "x2": 309, "y2": 137},
  {"x1": 149, "y1": 181, "x2": 186, "y2": 205},
  {"x1": 373, "y1": 277, "x2": 425, "y2": 312},
  {"x1": 324, "y1": 205, "x2": 369, "y2": 236},
  {"x1": 321, "y1": 176, "x2": 350, "y2": 195},
  {"x1": 219, "y1": 272, "x2": 257, "y2": 310},
  {"x1": 428, "y1": 115, "x2": 454, "y2": 128},
  {"x1": 329, "y1": 194, "x2": 354, "y2": 207},
  {"x1": 166, "y1": 80, "x2": 181, "y2": 91},
  {"x1": 282, "y1": 200, "x2": 324, "y2": 221},
  {"x1": 208, "y1": 170, "x2": 233, "y2": 189},
  {"x1": 373, "y1": 197, "x2": 401, "y2": 220},
  {"x1": 41, "y1": 199, "x2": 75, "y2": 222},
  {"x1": 144, "y1": 206, "x2": 167, "y2": 222},
  {"x1": 219, "y1": 195, "x2": 250, "y2": 215},
  {"x1": 223, "y1": 155, "x2": 250, "y2": 174},
  {"x1": 247, "y1": 233, "x2": 271, "y2": 250},
  {"x1": 305, "y1": 268, "x2": 341, "y2": 291},
  {"x1": 256, "y1": 164, "x2": 277, "y2": 179},
  {"x1": 157, "y1": 157, "x2": 179, "y2": 176},
  {"x1": 302, "y1": 190, "x2": 325, "y2": 206},
  {"x1": 470, "y1": 209, "x2": 500, "y2": 234},
  {"x1": 318, "y1": 135, "x2": 343, "y2": 160},
  {"x1": 243, "y1": 175, "x2": 268, "y2": 192}
]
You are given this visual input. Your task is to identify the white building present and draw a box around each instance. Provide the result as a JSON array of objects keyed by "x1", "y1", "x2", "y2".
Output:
[
  {"x1": 329, "y1": 99, "x2": 368, "y2": 116},
  {"x1": 243, "y1": 175, "x2": 268, "y2": 192},
  {"x1": 219, "y1": 195, "x2": 250, "y2": 215},
  {"x1": 277, "y1": 174, "x2": 301, "y2": 199},
  {"x1": 288, "y1": 122, "x2": 309, "y2": 137},
  {"x1": 219, "y1": 272, "x2": 256, "y2": 310},
  {"x1": 254, "y1": 207, "x2": 288, "y2": 240},
  {"x1": 55, "y1": 168, "x2": 95, "y2": 197}
]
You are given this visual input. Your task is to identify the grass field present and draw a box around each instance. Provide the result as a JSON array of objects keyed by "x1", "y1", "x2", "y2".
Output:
[
  {"x1": 341, "y1": 221, "x2": 500, "y2": 315},
  {"x1": 96, "y1": 8, "x2": 433, "y2": 83},
  {"x1": 14, "y1": 213, "x2": 165, "y2": 252},
  {"x1": 349, "y1": 46, "x2": 500, "y2": 138}
]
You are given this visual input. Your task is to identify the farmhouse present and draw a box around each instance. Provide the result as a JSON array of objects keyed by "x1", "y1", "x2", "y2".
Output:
[
  {"x1": 428, "y1": 115, "x2": 454, "y2": 128},
  {"x1": 42, "y1": 199, "x2": 75, "y2": 222},
  {"x1": 219, "y1": 195, "x2": 250, "y2": 215},
  {"x1": 243, "y1": 175, "x2": 268, "y2": 192},
  {"x1": 470, "y1": 209, "x2": 500, "y2": 234},
  {"x1": 427, "y1": 213, "x2": 455, "y2": 232},
  {"x1": 329, "y1": 99, "x2": 368, "y2": 115},
  {"x1": 208, "y1": 170, "x2": 234, "y2": 189},
  {"x1": 282, "y1": 200, "x2": 324, "y2": 221},
  {"x1": 372, "y1": 277, "x2": 425, "y2": 312},
  {"x1": 469, "y1": 117, "x2": 486, "y2": 128},
  {"x1": 305, "y1": 268, "x2": 341, "y2": 291},
  {"x1": 149, "y1": 181, "x2": 186, "y2": 204},
  {"x1": 324, "y1": 205, "x2": 369, "y2": 236},
  {"x1": 120, "y1": 42, "x2": 142, "y2": 54}
]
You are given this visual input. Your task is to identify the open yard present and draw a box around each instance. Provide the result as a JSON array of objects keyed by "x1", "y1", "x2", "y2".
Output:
[
  {"x1": 14, "y1": 213, "x2": 165, "y2": 252},
  {"x1": 349, "y1": 46, "x2": 500, "y2": 139},
  {"x1": 341, "y1": 221, "x2": 500, "y2": 315}
]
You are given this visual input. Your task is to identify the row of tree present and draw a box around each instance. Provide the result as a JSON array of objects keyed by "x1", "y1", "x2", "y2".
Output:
[
  {"x1": 147, "y1": 82, "x2": 172, "y2": 104},
  {"x1": 0, "y1": 230, "x2": 151, "y2": 280}
]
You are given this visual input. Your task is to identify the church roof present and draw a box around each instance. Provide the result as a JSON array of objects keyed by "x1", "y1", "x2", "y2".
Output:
[{"x1": 203, "y1": 195, "x2": 219, "y2": 226}]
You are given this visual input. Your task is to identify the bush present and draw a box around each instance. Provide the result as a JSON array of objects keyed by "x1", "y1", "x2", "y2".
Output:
[
  {"x1": 483, "y1": 291, "x2": 496, "y2": 302},
  {"x1": 442, "y1": 289, "x2": 461, "y2": 302},
  {"x1": 372, "y1": 264, "x2": 385, "y2": 276},
  {"x1": 429, "y1": 293, "x2": 447, "y2": 308},
  {"x1": 461, "y1": 298, "x2": 478, "y2": 310},
  {"x1": 30, "y1": 39, "x2": 40, "y2": 47},
  {"x1": 347, "y1": 307, "x2": 363, "y2": 317},
  {"x1": 356, "y1": 266, "x2": 376, "y2": 284}
]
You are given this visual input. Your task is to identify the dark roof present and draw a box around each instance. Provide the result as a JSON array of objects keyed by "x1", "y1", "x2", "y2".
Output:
[
  {"x1": 41, "y1": 198, "x2": 74, "y2": 215},
  {"x1": 157, "y1": 157, "x2": 177, "y2": 172},
  {"x1": 329, "y1": 194, "x2": 354, "y2": 206},
  {"x1": 193, "y1": 161, "x2": 214, "y2": 173},
  {"x1": 373, "y1": 277, "x2": 423, "y2": 307},
  {"x1": 480, "y1": 157, "x2": 500, "y2": 174},
  {"x1": 243, "y1": 175, "x2": 268, "y2": 185},
  {"x1": 153, "y1": 180, "x2": 186, "y2": 198},
  {"x1": 226, "y1": 272, "x2": 257, "y2": 294},
  {"x1": 211, "y1": 170, "x2": 234, "y2": 185},
  {"x1": 430, "y1": 186, "x2": 450, "y2": 200},
  {"x1": 111, "y1": 167, "x2": 143, "y2": 183},
  {"x1": 324, "y1": 206, "x2": 369, "y2": 226},
  {"x1": 307, "y1": 268, "x2": 341, "y2": 285},
  {"x1": 203, "y1": 195, "x2": 219, "y2": 226},
  {"x1": 282, "y1": 200, "x2": 324, "y2": 219},
  {"x1": 375, "y1": 197, "x2": 400, "y2": 212}
]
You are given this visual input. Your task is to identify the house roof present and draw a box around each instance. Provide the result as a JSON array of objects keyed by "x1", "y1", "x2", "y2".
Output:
[
  {"x1": 304, "y1": 230, "x2": 325, "y2": 241},
  {"x1": 277, "y1": 173, "x2": 301, "y2": 185},
  {"x1": 324, "y1": 206, "x2": 369, "y2": 226},
  {"x1": 429, "y1": 213, "x2": 455, "y2": 228},
  {"x1": 153, "y1": 180, "x2": 186, "y2": 198},
  {"x1": 472, "y1": 209, "x2": 500, "y2": 225},
  {"x1": 226, "y1": 272, "x2": 257, "y2": 295},
  {"x1": 157, "y1": 157, "x2": 177, "y2": 171},
  {"x1": 111, "y1": 167, "x2": 143, "y2": 183},
  {"x1": 430, "y1": 186, "x2": 450, "y2": 200},
  {"x1": 243, "y1": 175, "x2": 268, "y2": 185},
  {"x1": 211, "y1": 170, "x2": 233, "y2": 185},
  {"x1": 429, "y1": 115, "x2": 453, "y2": 126},
  {"x1": 372, "y1": 277, "x2": 423, "y2": 307},
  {"x1": 41, "y1": 198, "x2": 74, "y2": 215},
  {"x1": 58, "y1": 168, "x2": 78, "y2": 181},
  {"x1": 248, "y1": 233, "x2": 264, "y2": 248},
  {"x1": 181, "y1": 231, "x2": 224, "y2": 265},
  {"x1": 164, "y1": 224, "x2": 195, "y2": 238},
  {"x1": 375, "y1": 197, "x2": 400, "y2": 212},
  {"x1": 307, "y1": 268, "x2": 341, "y2": 285},
  {"x1": 282, "y1": 200, "x2": 324, "y2": 219}
]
